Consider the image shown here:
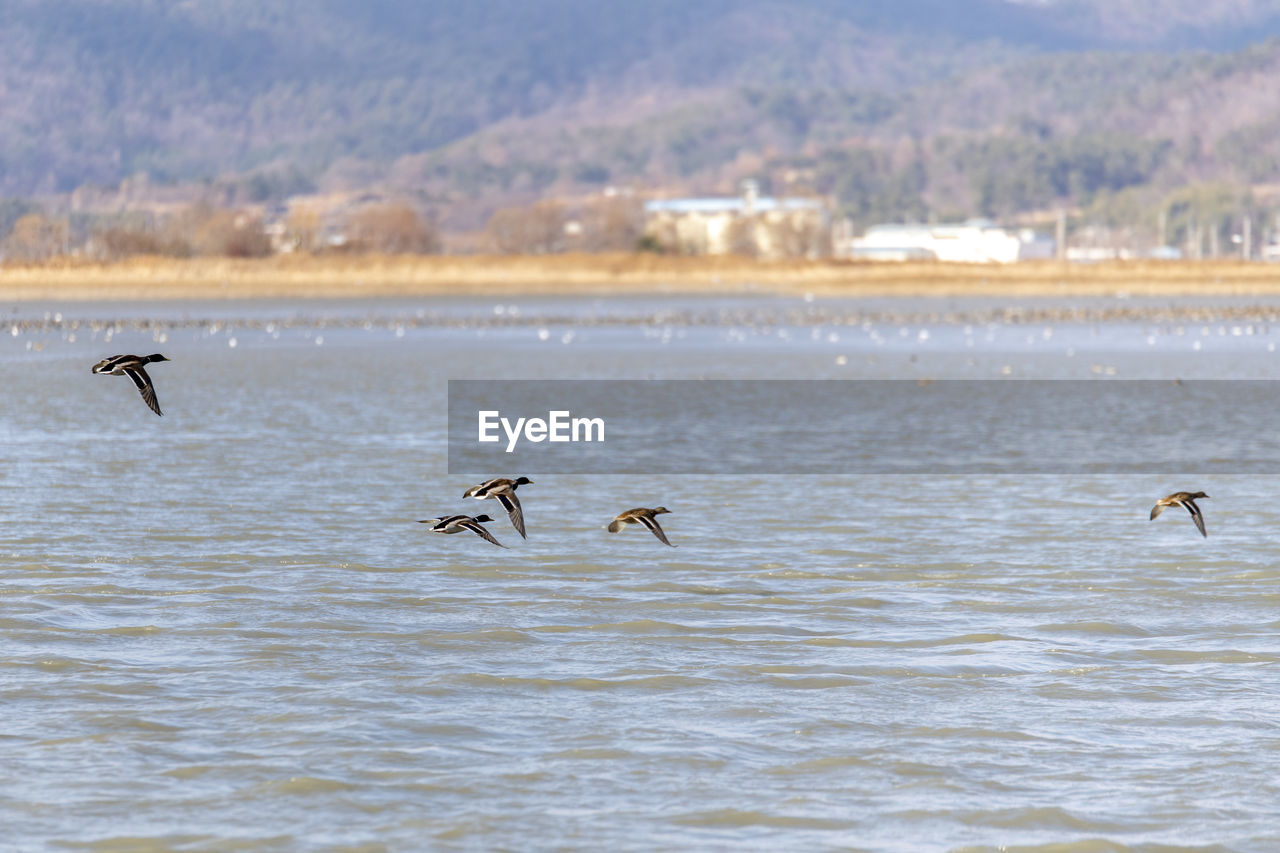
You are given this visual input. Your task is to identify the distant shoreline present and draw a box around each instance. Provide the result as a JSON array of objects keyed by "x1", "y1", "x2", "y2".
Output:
[{"x1": 4, "y1": 254, "x2": 1280, "y2": 301}]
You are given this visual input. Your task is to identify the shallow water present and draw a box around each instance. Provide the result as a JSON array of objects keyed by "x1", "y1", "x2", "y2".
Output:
[{"x1": 2, "y1": 295, "x2": 1280, "y2": 851}]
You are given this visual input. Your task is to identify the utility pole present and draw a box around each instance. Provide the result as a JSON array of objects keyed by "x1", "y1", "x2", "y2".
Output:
[{"x1": 1243, "y1": 214, "x2": 1252, "y2": 261}]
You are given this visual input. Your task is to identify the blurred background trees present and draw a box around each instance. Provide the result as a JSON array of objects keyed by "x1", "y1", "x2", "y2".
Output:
[
  {"x1": 345, "y1": 203, "x2": 440, "y2": 254},
  {"x1": 483, "y1": 197, "x2": 642, "y2": 254},
  {"x1": 2, "y1": 213, "x2": 68, "y2": 261},
  {"x1": 8, "y1": 2, "x2": 1280, "y2": 260}
]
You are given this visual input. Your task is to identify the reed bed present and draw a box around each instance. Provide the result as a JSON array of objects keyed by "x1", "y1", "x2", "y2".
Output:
[{"x1": 3, "y1": 254, "x2": 1280, "y2": 300}]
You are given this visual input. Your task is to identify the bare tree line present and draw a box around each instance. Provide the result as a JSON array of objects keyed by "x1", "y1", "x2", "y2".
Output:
[
  {"x1": 482, "y1": 197, "x2": 645, "y2": 254},
  {"x1": 1, "y1": 192, "x2": 835, "y2": 262},
  {"x1": 0, "y1": 202, "x2": 441, "y2": 262}
]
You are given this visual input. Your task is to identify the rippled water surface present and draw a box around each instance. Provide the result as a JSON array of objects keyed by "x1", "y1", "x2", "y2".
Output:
[{"x1": 3, "y1": 295, "x2": 1280, "y2": 851}]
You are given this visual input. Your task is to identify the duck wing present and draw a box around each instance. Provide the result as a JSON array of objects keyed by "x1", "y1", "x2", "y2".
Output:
[
  {"x1": 496, "y1": 491, "x2": 526, "y2": 538},
  {"x1": 1184, "y1": 499, "x2": 1207, "y2": 538},
  {"x1": 459, "y1": 519, "x2": 506, "y2": 548},
  {"x1": 464, "y1": 478, "x2": 504, "y2": 499},
  {"x1": 1149, "y1": 502, "x2": 1166, "y2": 521},
  {"x1": 637, "y1": 513, "x2": 675, "y2": 546},
  {"x1": 124, "y1": 366, "x2": 162, "y2": 416}
]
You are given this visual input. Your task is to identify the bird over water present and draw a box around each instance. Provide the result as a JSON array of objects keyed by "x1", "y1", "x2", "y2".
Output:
[
  {"x1": 1150, "y1": 491, "x2": 1209, "y2": 538},
  {"x1": 607, "y1": 507, "x2": 676, "y2": 546},
  {"x1": 417, "y1": 513, "x2": 507, "y2": 548},
  {"x1": 463, "y1": 477, "x2": 533, "y2": 539},
  {"x1": 92, "y1": 353, "x2": 170, "y2": 416}
]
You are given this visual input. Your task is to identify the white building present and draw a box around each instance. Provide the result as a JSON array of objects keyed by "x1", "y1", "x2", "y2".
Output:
[
  {"x1": 643, "y1": 181, "x2": 830, "y2": 259},
  {"x1": 842, "y1": 220, "x2": 1054, "y2": 263}
]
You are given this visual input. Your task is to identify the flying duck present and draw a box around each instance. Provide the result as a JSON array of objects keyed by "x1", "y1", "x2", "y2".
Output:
[
  {"x1": 463, "y1": 477, "x2": 533, "y2": 538},
  {"x1": 607, "y1": 507, "x2": 675, "y2": 546},
  {"x1": 1149, "y1": 491, "x2": 1209, "y2": 538},
  {"x1": 92, "y1": 353, "x2": 170, "y2": 416},
  {"x1": 418, "y1": 514, "x2": 506, "y2": 548}
]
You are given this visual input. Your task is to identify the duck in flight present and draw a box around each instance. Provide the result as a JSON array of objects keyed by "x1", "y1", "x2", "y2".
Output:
[
  {"x1": 463, "y1": 477, "x2": 533, "y2": 539},
  {"x1": 92, "y1": 353, "x2": 170, "y2": 416},
  {"x1": 418, "y1": 514, "x2": 506, "y2": 548},
  {"x1": 1149, "y1": 491, "x2": 1209, "y2": 538},
  {"x1": 607, "y1": 507, "x2": 676, "y2": 546}
]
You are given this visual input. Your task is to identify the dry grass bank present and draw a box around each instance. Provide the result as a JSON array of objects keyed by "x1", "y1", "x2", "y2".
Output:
[{"x1": 3, "y1": 253, "x2": 1280, "y2": 300}]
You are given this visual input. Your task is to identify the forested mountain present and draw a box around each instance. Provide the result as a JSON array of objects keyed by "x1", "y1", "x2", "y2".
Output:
[{"x1": 4, "y1": 0, "x2": 1280, "y2": 237}]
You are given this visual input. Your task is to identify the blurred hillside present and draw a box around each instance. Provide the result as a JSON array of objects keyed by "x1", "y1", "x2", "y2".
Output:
[{"x1": 5, "y1": 0, "x2": 1280, "y2": 246}]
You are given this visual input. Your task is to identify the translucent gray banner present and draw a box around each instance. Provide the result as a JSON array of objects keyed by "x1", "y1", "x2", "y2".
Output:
[{"x1": 447, "y1": 380, "x2": 1280, "y2": 474}]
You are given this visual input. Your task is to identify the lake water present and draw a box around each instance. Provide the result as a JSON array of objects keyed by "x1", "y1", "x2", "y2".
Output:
[{"x1": 3, "y1": 294, "x2": 1280, "y2": 851}]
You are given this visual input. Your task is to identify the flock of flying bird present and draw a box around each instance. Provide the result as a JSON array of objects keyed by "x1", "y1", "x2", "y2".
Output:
[
  {"x1": 418, "y1": 477, "x2": 675, "y2": 548},
  {"x1": 90, "y1": 352, "x2": 679, "y2": 548},
  {"x1": 91, "y1": 351, "x2": 1211, "y2": 543}
]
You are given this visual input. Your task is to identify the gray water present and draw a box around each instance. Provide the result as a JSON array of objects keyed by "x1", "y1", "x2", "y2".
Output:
[{"x1": 3, "y1": 295, "x2": 1280, "y2": 851}]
